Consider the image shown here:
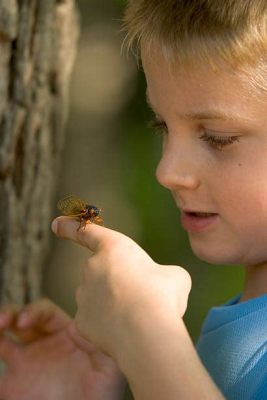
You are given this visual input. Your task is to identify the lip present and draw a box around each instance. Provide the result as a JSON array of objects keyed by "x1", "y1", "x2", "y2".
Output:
[{"x1": 181, "y1": 211, "x2": 219, "y2": 233}]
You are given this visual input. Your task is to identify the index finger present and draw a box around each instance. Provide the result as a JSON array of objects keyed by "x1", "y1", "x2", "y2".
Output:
[{"x1": 51, "y1": 216, "x2": 119, "y2": 252}]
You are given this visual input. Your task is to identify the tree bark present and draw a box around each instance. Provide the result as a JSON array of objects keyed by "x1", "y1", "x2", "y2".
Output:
[{"x1": 0, "y1": 0, "x2": 79, "y2": 305}]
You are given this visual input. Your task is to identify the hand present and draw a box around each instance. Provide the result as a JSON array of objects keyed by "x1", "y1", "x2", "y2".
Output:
[
  {"x1": 52, "y1": 217, "x2": 192, "y2": 364},
  {"x1": 0, "y1": 298, "x2": 126, "y2": 400}
]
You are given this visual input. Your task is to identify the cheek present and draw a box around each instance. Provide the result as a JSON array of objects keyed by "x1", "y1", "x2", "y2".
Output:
[
  {"x1": 189, "y1": 165, "x2": 267, "y2": 265},
  {"x1": 220, "y1": 172, "x2": 267, "y2": 262},
  {"x1": 213, "y1": 156, "x2": 267, "y2": 212},
  {"x1": 223, "y1": 166, "x2": 267, "y2": 218}
]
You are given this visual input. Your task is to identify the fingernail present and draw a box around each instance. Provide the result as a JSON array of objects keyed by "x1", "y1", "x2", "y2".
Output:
[{"x1": 51, "y1": 219, "x2": 58, "y2": 234}]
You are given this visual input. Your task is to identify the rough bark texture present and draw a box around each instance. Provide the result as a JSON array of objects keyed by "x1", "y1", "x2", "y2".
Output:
[{"x1": 0, "y1": 0, "x2": 79, "y2": 305}]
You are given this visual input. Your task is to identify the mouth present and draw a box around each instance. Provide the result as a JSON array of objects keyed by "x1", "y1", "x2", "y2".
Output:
[
  {"x1": 181, "y1": 210, "x2": 219, "y2": 232},
  {"x1": 184, "y1": 211, "x2": 216, "y2": 217}
]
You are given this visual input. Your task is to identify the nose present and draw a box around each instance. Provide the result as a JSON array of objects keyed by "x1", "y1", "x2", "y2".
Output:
[{"x1": 156, "y1": 140, "x2": 201, "y2": 191}]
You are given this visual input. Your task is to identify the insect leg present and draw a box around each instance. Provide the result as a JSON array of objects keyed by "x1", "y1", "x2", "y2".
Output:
[{"x1": 77, "y1": 217, "x2": 83, "y2": 231}]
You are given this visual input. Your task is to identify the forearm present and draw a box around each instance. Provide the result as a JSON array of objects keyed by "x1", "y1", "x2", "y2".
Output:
[{"x1": 117, "y1": 314, "x2": 224, "y2": 400}]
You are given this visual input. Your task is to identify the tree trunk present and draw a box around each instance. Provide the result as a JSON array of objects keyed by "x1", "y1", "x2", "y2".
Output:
[{"x1": 0, "y1": 0, "x2": 79, "y2": 305}]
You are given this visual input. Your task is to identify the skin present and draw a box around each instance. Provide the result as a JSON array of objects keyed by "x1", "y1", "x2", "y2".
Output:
[
  {"x1": 143, "y1": 54, "x2": 267, "y2": 301},
  {"x1": 1, "y1": 55, "x2": 267, "y2": 398},
  {"x1": 50, "y1": 55, "x2": 267, "y2": 398},
  {"x1": 51, "y1": 218, "x2": 191, "y2": 359},
  {"x1": 0, "y1": 299, "x2": 125, "y2": 400},
  {"x1": 50, "y1": 217, "x2": 220, "y2": 399}
]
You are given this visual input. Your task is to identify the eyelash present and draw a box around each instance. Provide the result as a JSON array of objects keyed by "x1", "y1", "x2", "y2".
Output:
[
  {"x1": 199, "y1": 132, "x2": 239, "y2": 150},
  {"x1": 148, "y1": 118, "x2": 240, "y2": 150},
  {"x1": 199, "y1": 132, "x2": 240, "y2": 150},
  {"x1": 147, "y1": 118, "x2": 168, "y2": 135}
]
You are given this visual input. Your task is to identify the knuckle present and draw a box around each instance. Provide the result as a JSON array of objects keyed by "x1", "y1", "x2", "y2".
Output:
[
  {"x1": 180, "y1": 268, "x2": 192, "y2": 291},
  {"x1": 106, "y1": 236, "x2": 135, "y2": 260},
  {"x1": 77, "y1": 226, "x2": 87, "y2": 242}
]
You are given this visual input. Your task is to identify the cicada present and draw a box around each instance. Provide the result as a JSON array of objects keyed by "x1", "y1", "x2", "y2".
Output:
[{"x1": 57, "y1": 194, "x2": 103, "y2": 230}]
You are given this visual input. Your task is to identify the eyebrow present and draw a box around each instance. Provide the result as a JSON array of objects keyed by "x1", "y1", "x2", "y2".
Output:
[{"x1": 146, "y1": 91, "x2": 249, "y2": 123}]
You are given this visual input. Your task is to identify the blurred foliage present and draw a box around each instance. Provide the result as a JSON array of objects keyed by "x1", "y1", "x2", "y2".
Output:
[{"x1": 45, "y1": 0, "x2": 244, "y2": 344}]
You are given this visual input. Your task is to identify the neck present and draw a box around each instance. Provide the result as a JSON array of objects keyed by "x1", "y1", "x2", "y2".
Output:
[{"x1": 240, "y1": 262, "x2": 267, "y2": 302}]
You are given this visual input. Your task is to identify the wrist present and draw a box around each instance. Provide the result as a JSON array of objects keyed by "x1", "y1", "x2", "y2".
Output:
[
  {"x1": 116, "y1": 310, "x2": 224, "y2": 400},
  {"x1": 116, "y1": 306, "x2": 183, "y2": 373}
]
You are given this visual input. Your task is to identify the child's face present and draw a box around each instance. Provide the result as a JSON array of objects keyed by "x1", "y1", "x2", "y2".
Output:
[{"x1": 143, "y1": 54, "x2": 267, "y2": 266}]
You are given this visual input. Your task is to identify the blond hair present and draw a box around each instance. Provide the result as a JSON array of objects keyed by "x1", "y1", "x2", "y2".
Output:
[{"x1": 123, "y1": 0, "x2": 267, "y2": 72}]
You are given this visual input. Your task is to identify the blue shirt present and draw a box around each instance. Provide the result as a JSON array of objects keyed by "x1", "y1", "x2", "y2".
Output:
[{"x1": 196, "y1": 294, "x2": 267, "y2": 399}]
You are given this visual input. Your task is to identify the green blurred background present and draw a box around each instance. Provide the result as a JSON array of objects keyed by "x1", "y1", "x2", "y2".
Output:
[{"x1": 43, "y1": 0, "x2": 244, "y2": 343}]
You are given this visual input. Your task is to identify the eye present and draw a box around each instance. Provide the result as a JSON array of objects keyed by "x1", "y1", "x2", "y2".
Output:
[
  {"x1": 147, "y1": 117, "x2": 168, "y2": 136},
  {"x1": 199, "y1": 131, "x2": 240, "y2": 150}
]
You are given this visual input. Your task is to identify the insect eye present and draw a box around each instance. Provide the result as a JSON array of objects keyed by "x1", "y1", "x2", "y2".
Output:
[{"x1": 88, "y1": 205, "x2": 100, "y2": 216}]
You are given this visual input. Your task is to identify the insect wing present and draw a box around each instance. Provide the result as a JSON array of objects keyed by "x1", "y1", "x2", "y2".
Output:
[{"x1": 57, "y1": 195, "x2": 87, "y2": 216}]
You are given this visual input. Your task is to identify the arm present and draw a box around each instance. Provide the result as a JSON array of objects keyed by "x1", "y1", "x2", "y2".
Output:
[
  {"x1": 52, "y1": 217, "x2": 225, "y2": 400},
  {"x1": 118, "y1": 313, "x2": 224, "y2": 400}
]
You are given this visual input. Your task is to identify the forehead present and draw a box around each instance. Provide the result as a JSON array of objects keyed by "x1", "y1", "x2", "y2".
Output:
[{"x1": 142, "y1": 54, "x2": 267, "y2": 123}]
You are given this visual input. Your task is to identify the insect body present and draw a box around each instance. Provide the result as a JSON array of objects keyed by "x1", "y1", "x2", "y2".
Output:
[{"x1": 57, "y1": 194, "x2": 103, "y2": 230}]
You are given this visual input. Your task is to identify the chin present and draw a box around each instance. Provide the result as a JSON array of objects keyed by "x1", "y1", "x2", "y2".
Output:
[{"x1": 190, "y1": 242, "x2": 242, "y2": 265}]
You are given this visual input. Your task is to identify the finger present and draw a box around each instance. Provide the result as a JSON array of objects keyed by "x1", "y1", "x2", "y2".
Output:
[
  {"x1": 51, "y1": 216, "x2": 123, "y2": 253},
  {"x1": 17, "y1": 298, "x2": 70, "y2": 331},
  {"x1": 0, "y1": 305, "x2": 20, "y2": 331},
  {"x1": 13, "y1": 299, "x2": 72, "y2": 344},
  {"x1": 0, "y1": 335, "x2": 18, "y2": 363}
]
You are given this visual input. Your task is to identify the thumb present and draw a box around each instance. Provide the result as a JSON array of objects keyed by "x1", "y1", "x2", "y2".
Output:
[
  {"x1": 51, "y1": 216, "x2": 121, "y2": 253},
  {"x1": 68, "y1": 321, "x2": 99, "y2": 354}
]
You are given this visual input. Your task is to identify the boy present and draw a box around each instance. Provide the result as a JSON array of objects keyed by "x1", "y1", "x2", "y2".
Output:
[{"x1": 0, "y1": 0, "x2": 267, "y2": 399}]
